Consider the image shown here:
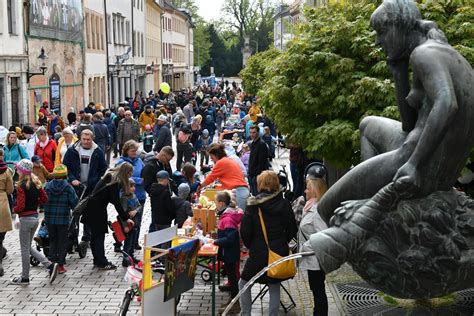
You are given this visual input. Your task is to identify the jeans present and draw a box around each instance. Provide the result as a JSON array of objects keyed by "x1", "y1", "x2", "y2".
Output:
[
  {"x1": 176, "y1": 142, "x2": 193, "y2": 171},
  {"x1": 239, "y1": 279, "x2": 280, "y2": 316},
  {"x1": 290, "y1": 161, "x2": 303, "y2": 198},
  {"x1": 224, "y1": 262, "x2": 239, "y2": 298},
  {"x1": 248, "y1": 176, "x2": 258, "y2": 196},
  {"x1": 90, "y1": 226, "x2": 107, "y2": 266},
  {"x1": 123, "y1": 228, "x2": 137, "y2": 260},
  {"x1": 234, "y1": 186, "x2": 249, "y2": 211},
  {"x1": 48, "y1": 224, "x2": 69, "y2": 265},
  {"x1": 19, "y1": 216, "x2": 51, "y2": 279},
  {"x1": 308, "y1": 270, "x2": 328, "y2": 316},
  {"x1": 133, "y1": 201, "x2": 145, "y2": 248}
]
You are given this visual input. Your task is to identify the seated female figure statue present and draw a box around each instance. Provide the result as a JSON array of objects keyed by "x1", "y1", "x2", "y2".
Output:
[{"x1": 318, "y1": 0, "x2": 474, "y2": 224}]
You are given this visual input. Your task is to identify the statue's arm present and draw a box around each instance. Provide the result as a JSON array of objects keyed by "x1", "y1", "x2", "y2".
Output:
[
  {"x1": 406, "y1": 50, "x2": 457, "y2": 169},
  {"x1": 389, "y1": 58, "x2": 417, "y2": 132}
]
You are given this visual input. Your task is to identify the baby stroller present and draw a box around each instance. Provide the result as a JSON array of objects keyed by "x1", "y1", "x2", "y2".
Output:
[
  {"x1": 30, "y1": 221, "x2": 50, "y2": 266},
  {"x1": 67, "y1": 185, "x2": 89, "y2": 259}
]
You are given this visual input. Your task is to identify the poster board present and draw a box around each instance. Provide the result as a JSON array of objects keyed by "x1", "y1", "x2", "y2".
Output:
[
  {"x1": 164, "y1": 239, "x2": 200, "y2": 302},
  {"x1": 142, "y1": 282, "x2": 175, "y2": 316}
]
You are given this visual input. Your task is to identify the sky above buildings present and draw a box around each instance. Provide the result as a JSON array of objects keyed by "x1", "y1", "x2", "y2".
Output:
[{"x1": 195, "y1": 0, "x2": 292, "y2": 22}]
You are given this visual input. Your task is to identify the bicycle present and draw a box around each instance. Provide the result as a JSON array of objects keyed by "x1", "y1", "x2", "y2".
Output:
[{"x1": 118, "y1": 252, "x2": 167, "y2": 316}]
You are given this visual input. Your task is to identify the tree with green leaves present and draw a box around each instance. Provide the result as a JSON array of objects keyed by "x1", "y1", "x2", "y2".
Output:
[
  {"x1": 257, "y1": 0, "x2": 473, "y2": 169},
  {"x1": 239, "y1": 48, "x2": 280, "y2": 95}
]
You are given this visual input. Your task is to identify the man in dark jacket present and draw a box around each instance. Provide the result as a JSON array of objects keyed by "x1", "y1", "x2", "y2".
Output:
[
  {"x1": 63, "y1": 129, "x2": 107, "y2": 244},
  {"x1": 153, "y1": 115, "x2": 172, "y2": 152},
  {"x1": 92, "y1": 113, "x2": 110, "y2": 154},
  {"x1": 141, "y1": 146, "x2": 174, "y2": 193},
  {"x1": 113, "y1": 107, "x2": 125, "y2": 158},
  {"x1": 248, "y1": 125, "x2": 269, "y2": 195},
  {"x1": 149, "y1": 170, "x2": 175, "y2": 248},
  {"x1": 103, "y1": 111, "x2": 116, "y2": 166}
]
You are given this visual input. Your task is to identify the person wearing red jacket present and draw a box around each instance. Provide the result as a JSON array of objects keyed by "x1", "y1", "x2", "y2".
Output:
[
  {"x1": 10, "y1": 159, "x2": 58, "y2": 285},
  {"x1": 34, "y1": 127, "x2": 57, "y2": 172}
]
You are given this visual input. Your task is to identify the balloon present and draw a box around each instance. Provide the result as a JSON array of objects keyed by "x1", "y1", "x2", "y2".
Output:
[{"x1": 160, "y1": 82, "x2": 170, "y2": 94}]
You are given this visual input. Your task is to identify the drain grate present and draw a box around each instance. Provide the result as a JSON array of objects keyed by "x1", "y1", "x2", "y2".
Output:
[{"x1": 333, "y1": 282, "x2": 474, "y2": 315}]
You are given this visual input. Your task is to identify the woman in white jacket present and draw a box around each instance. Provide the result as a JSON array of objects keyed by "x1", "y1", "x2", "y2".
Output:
[{"x1": 298, "y1": 175, "x2": 328, "y2": 316}]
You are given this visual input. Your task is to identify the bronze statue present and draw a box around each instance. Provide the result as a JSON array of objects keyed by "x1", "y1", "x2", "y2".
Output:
[{"x1": 310, "y1": 0, "x2": 474, "y2": 299}]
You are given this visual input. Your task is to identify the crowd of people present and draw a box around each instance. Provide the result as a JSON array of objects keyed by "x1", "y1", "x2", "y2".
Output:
[{"x1": 0, "y1": 81, "x2": 328, "y2": 316}]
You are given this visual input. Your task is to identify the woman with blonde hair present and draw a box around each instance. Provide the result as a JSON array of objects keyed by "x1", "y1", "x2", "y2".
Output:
[
  {"x1": 55, "y1": 127, "x2": 77, "y2": 165},
  {"x1": 239, "y1": 170, "x2": 297, "y2": 315},
  {"x1": 10, "y1": 159, "x2": 58, "y2": 285},
  {"x1": 81, "y1": 162, "x2": 134, "y2": 270},
  {"x1": 298, "y1": 166, "x2": 328, "y2": 316}
]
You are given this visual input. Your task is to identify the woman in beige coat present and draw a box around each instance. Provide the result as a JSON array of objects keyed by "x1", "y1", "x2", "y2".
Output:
[{"x1": 0, "y1": 161, "x2": 14, "y2": 276}]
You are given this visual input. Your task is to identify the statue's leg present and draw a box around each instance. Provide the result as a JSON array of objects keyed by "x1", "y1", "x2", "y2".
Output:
[
  {"x1": 318, "y1": 148, "x2": 408, "y2": 224},
  {"x1": 360, "y1": 116, "x2": 406, "y2": 161}
]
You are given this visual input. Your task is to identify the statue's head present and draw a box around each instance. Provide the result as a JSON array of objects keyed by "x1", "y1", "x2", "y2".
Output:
[{"x1": 371, "y1": 0, "x2": 421, "y2": 62}]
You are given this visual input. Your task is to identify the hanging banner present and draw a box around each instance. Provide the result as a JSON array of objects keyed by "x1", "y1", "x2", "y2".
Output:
[
  {"x1": 164, "y1": 239, "x2": 199, "y2": 302},
  {"x1": 29, "y1": 0, "x2": 83, "y2": 42}
]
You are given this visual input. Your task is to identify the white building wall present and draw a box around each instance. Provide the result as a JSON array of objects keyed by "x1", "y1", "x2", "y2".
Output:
[
  {"x1": 84, "y1": 0, "x2": 107, "y2": 107},
  {"x1": 0, "y1": 0, "x2": 28, "y2": 126}
]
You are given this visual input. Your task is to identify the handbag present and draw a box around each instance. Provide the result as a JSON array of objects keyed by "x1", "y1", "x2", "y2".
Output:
[{"x1": 258, "y1": 208, "x2": 296, "y2": 280}]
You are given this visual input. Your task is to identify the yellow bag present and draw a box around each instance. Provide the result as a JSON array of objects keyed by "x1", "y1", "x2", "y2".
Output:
[{"x1": 258, "y1": 208, "x2": 296, "y2": 280}]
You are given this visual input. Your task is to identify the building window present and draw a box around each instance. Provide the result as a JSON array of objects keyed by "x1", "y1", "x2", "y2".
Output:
[
  {"x1": 7, "y1": 0, "x2": 16, "y2": 35},
  {"x1": 107, "y1": 14, "x2": 111, "y2": 44}
]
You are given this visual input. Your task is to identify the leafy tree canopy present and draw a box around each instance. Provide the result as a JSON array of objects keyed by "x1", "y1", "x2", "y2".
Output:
[{"x1": 257, "y1": 0, "x2": 473, "y2": 169}]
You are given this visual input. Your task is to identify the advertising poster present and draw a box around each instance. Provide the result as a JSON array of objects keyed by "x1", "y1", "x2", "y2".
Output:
[
  {"x1": 164, "y1": 239, "x2": 200, "y2": 302},
  {"x1": 49, "y1": 73, "x2": 61, "y2": 114},
  {"x1": 30, "y1": 0, "x2": 83, "y2": 42}
]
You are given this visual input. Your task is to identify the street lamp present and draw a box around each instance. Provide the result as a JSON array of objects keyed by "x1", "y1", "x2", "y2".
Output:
[{"x1": 28, "y1": 47, "x2": 48, "y2": 80}]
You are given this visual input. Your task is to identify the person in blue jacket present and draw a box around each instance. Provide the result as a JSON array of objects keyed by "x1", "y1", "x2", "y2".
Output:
[
  {"x1": 116, "y1": 140, "x2": 145, "y2": 251},
  {"x1": 3, "y1": 132, "x2": 29, "y2": 164}
]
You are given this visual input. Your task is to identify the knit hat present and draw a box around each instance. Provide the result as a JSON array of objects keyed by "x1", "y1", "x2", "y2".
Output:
[
  {"x1": 129, "y1": 178, "x2": 136, "y2": 186},
  {"x1": 0, "y1": 162, "x2": 7, "y2": 171},
  {"x1": 16, "y1": 159, "x2": 33, "y2": 175},
  {"x1": 52, "y1": 164, "x2": 68, "y2": 179},
  {"x1": 156, "y1": 170, "x2": 170, "y2": 180},
  {"x1": 31, "y1": 155, "x2": 42, "y2": 164},
  {"x1": 178, "y1": 183, "x2": 190, "y2": 199},
  {"x1": 21, "y1": 125, "x2": 34, "y2": 135},
  {"x1": 145, "y1": 124, "x2": 151, "y2": 130},
  {"x1": 202, "y1": 129, "x2": 209, "y2": 137},
  {"x1": 158, "y1": 114, "x2": 168, "y2": 122}
]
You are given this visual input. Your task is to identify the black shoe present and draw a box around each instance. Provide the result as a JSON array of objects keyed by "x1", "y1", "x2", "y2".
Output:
[
  {"x1": 134, "y1": 244, "x2": 142, "y2": 250},
  {"x1": 48, "y1": 263, "x2": 59, "y2": 284},
  {"x1": 98, "y1": 262, "x2": 117, "y2": 270},
  {"x1": 10, "y1": 276, "x2": 29, "y2": 286},
  {"x1": 114, "y1": 245, "x2": 122, "y2": 253},
  {"x1": 219, "y1": 284, "x2": 232, "y2": 292},
  {"x1": 1, "y1": 246, "x2": 7, "y2": 259},
  {"x1": 122, "y1": 259, "x2": 131, "y2": 268}
]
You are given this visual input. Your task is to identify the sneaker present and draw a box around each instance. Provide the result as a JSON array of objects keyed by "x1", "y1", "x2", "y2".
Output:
[
  {"x1": 219, "y1": 282, "x2": 232, "y2": 292},
  {"x1": 98, "y1": 262, "x2": 117, "y2": 270},
  {"x1": 219, "y1": 300, "x2": 240, "y2": 314},
  {"x1": 48, "y1": 263, "x2": 59, "y2": 284},
  {"x1": 58, "y1": 265, "x2": 67, "y2": 274},
  {"x1": 10, "y1": 276, "x2": 29, "y2": 286}
]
